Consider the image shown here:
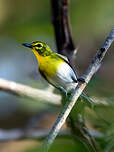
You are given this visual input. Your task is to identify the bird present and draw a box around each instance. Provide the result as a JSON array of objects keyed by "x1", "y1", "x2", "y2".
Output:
[{"x1": 23, "y1": 41, "x2": 85, "y2": 95}]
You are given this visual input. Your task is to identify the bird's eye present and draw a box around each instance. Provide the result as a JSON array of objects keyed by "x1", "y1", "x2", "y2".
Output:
[{"x1": 37, "y1": 44, "x2": 42, "y2": 48}]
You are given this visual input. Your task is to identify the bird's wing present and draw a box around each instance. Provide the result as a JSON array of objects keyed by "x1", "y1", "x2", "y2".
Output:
[{"x1": 55, "y1": 53, "x2": 69, "y2": 63}]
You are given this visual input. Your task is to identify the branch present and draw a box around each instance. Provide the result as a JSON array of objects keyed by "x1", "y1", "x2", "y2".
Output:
[
  {"x1": 42, "y1": 29, "x2": 114, "y2": 151},
  {"x1": 51, "y1": 0, "x2": 76, "y2": 64},
  {"x1": 0, "y1": 78, "x2": 61, "y2": 105}
]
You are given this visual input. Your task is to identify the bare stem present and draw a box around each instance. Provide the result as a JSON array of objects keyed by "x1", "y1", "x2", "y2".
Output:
[
  {"x1": 0, "y1": 78, "x2": 61, "y2": 105},
  {"x1": 42, "y1": 29, "x2": 114, "y2": 151}
]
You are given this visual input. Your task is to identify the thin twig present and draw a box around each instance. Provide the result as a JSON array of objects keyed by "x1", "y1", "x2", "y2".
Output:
[
  {"x1": 42, "y1": 29, "x2": 114, "y2": 151},
  {"x1": 0, "y1": 78, "x2": 61, "y2": 105}
]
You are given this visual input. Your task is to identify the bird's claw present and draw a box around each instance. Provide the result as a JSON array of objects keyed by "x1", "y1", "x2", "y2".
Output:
[{"x1": 77, "y1": 77, "x2": 86, "y2": 83}]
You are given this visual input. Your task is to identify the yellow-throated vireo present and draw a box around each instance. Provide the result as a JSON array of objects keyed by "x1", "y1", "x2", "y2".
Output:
[{"x1": 23, "y1": 41, "x2": 85, "y2": 95}]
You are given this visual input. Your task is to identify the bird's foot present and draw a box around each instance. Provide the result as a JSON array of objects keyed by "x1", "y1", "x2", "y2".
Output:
[{"x1": 77, "y1": 77, "x2": 86, "y2": 83}]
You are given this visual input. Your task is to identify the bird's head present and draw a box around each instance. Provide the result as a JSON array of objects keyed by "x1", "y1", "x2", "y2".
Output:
[{"x1": 22, "y1": 41, "x2": 52, "y2": 57}]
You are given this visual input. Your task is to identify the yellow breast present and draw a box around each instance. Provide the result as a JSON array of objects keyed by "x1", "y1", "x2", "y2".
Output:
[{"x1": 34, "y1": 52, "x2": 64, "y2": 77}]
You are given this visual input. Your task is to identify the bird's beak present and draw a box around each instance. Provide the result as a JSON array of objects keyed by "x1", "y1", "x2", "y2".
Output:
[{"x1": 22, "y1": 43, "x2": 33, "y2": 48}]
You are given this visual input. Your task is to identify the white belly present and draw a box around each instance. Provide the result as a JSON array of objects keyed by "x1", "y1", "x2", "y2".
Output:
[{"x1": 48, "y1": 62, "x2": 78, "y2": 92}]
